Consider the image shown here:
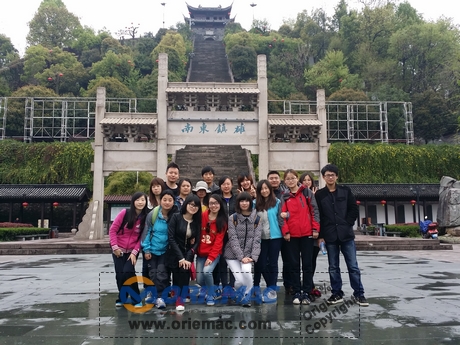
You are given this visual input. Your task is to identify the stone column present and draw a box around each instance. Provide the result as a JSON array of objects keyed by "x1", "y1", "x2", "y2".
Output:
[
  {"x1": 93, "y1": 87, "x2": 105, "y2": 239},
  {"x1": 317, "y1": 89, "x2": 328, "y2": 188},
  {"x1": 257, "y1": 55, "x2": 269, "y2": 180},
  {"x1": 157, "y1": 53, "x2": 169, "y2": 177}
]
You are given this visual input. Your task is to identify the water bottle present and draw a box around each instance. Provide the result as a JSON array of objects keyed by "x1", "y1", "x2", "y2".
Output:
[{"x1": 320, "y1": 242, "x2": 327, "y2": 255}]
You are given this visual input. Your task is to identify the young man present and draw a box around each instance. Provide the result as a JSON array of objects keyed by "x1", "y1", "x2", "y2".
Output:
[
  {"x1": 315, "y1": 164, "x2": 369, "y2": 307},
  {"x1": 267, "y1": 170, "x2": 288, "y2": 199},
  {"x1": 201, "y1": 166, "x2": 220, "y2": 193},
  {"x1": 165, "y1": 162, "x2": 180, "y2": 197}
]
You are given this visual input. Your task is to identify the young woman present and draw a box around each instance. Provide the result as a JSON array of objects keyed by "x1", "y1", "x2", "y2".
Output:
[
  {"x1": 254, "y1": 180, "x2": 283, "y2": 302},
  {"x1": 175, "y1": 178, "x2": 192, "y2": 208},
  {"x1": 144, "y1": 177, "x2": 167, "y2": 283},
  {"x1": 299, "y1": 172, "x2": 318, "y2": 194},
  {"x1": 224, "y1": 192, "x2": 262, "y2": 307},
  {"x1": 237, "y1": 172, "x2": 256, "y2": 199},
  {"x1": 141, "y1": 190, "x2": 177, "y2": 309},
  {"x1": 281, "y1": 169, "x2": 320, "y2": 305},
  {"x1": 167, "y1": 194, "x2": 201, "y2": 311},
  {"x1": 192, "y1": 180, "x2": 211, "y2": 212},
  {"x1": 299, "y1": 172, "x2": 321, "y2": 298},
  {"x1": 196, "y1": 194, "x2": 227, "y2": 305},
  {"x1": 148, "y1": 177, "x2": 167, "y2": 209},
  {"x1": 213, "y1": 175, "x2": 236, "y2": 288},
  {"x1": 110, "y1": 191, "x2": 149, "y2": 308}
]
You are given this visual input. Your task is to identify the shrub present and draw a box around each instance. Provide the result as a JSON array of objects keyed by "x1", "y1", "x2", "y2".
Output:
[
  {"x1": 0, "y1": 228, "x2": 50, "y2": 241},
  {"x1": 385, "y1": 224, "x2": 420, "y2": 238}
]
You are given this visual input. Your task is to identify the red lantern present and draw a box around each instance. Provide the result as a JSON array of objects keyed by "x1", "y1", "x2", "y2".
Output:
[
  {"x1": 53, "y1": 202, "x2": 59, "y2": 208},
  {"x1": 273, "y1": 38, "x2": 276, "y2": 42},
  {"x1": 380, "y1": 200, "x2": 387, "y2": 206},
  {"x1": 268, "y1": 44, "x2": 272, "y2": 48},
  {"x1": 356, "y1": 200, "x2": 361, "y2": 205},
  {"x1": 281, "y1": 38, "x2": 285, "y2": 42},
  {"x1": 410, "y1": 199, "x2": 416, "y2": 206},
  {"x1": 58, "y1": 73, "x2": 63, "y2": 77},
  {"x1": 48, "y1": 77, "x2": 53, "y2": 81},
  {"x1": 22, "y1": 202, "x2": 29, "y2": 208}
]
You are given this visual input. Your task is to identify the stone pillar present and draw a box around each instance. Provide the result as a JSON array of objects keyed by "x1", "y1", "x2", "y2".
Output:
[
  {"x1": 257, "y1": 55, "x2": 269, "y2": 180},
  {"x1": 93, "y1": 87, "x2": 105, "y2": 239},
  {"x1": 317, "y1": 89, "x2": 328, "y2": 189},
  {"x1": 157, "y1": 53, "x2": 169, "y2": 176}
]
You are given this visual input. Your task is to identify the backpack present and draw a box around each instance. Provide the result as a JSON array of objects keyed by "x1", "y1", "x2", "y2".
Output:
[
  {"x1": 148, "y1": 206, "x2": 160, "y2": 241},
  {"x1": 232, "y1": 213, "x2": 260, "y2": 228},
  {"x1": 117, "y1": 208, "x2": 130, "y2": 234}
]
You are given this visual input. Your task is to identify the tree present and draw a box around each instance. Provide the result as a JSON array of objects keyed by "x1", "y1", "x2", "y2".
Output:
[
  {"x1": 84, "y1": 77, "x2": 136, "y2": 98},
  {"x1": 227, "y1": 45, "x2": 257, "y2": 81},
  {"x1": 304, "y1": 50, "x2": 362, "y2": 96},
  {"x1": 0, "y1": 34, "x2": 21, "y2": 95},
  {"x1": 27, "y1": 0, "x2": 82, "y2": 48},
  {"x1": 388, "y1": 20, "x2": 460, "y2": 96},
  {"x1": 105, "y1": 171, "x2": 153, "y2": 195},
  {"x1": 21, "y1": 45, "x2": 88, "y2": 95},
  {"x1": 412, "y1": 90, "x2": 457, "y2": 143}
]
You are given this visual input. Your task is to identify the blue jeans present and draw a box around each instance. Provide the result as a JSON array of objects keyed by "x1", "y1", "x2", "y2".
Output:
[
  {"x1": 326, "y1": 239, "x2": 365, "y2": 297},
  {"x1": 196, "y1": 255, "x2": 220, "y2": 288},
  {"x1": 254, "y1": 238, "x2": 282, "y2": 287}
]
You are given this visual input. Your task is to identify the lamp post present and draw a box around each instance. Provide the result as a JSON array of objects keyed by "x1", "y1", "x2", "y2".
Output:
[
  {"x1": 250, "y1": 3, "x2": 257, "y2": 23},
  {"x1": 161, "y1": 3, "x2": 166, "y2": 28},
  {"x1": 410, "y1": 186, "x2": 425, "y2": 223}
]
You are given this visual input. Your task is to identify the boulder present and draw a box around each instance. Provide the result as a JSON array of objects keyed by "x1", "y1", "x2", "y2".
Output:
[{"x1": 437, "y1": 176, "x2": 460, "y2": 229}]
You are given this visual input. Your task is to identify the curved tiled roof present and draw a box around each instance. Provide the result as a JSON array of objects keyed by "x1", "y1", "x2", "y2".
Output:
[
  {"x1": 342, "y1": 183, "x2": 439, "y2": 200},
  {"x1": 0, "y1": 185, "x2": 90, "y2": 202}
]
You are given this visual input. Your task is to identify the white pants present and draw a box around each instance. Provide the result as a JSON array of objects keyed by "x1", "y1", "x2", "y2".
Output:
[{"x1": 226, "y1": 259, "x2": 253, "y2": 295}]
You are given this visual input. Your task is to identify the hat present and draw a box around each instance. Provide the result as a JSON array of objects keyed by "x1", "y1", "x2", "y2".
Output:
[{"x1": 192, "y1": 181, "x2": 211, "y2": 193}]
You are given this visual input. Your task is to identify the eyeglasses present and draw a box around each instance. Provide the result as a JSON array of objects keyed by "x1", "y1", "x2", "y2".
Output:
[
  {"x1": 285, "y1": 177, "x2": 297, "y2": 181},
  {"x1": 208, "y1": 202, "x2": 219, "y2": 207},
  {"x1": 188, "y1": 203, "x2": 199, "y2": 208},
  {"x1": 324, "y1": 174, "x2": 336, "y2": 178}
]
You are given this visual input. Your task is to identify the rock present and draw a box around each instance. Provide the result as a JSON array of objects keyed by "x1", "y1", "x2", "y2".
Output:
[
  {"x1": 437, "y1": 176, "x2": 460, "y2": 227},
  {"x1": 446, "y1": 226, "x2": 460, "y2": 237}
]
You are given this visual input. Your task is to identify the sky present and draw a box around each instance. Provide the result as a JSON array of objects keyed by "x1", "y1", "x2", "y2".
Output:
[{"x1": 2, "y1": 0, "x2": 460, "y2": 56}]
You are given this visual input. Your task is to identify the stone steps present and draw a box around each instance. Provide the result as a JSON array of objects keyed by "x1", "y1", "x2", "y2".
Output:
[{"x1": 189, "y1": 39, "x2": 232, "y2": 82}]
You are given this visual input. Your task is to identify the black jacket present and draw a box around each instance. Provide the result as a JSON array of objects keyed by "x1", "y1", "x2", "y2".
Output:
[
  {"x1": 166, "y1": 213, "x2": 200, "y2": 268},
  {"x1": 315, "y1": 184, "x2": 359, "y2": 243}
]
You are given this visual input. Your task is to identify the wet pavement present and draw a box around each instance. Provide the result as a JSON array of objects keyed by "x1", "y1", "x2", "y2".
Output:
[{"x1": 1, "y1": 246, "x2": 460, "y2": 344}]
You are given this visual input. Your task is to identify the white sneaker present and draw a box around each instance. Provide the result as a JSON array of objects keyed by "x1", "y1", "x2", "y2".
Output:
[{"x1": 156, "y1": 297, "x2": 166, "y2": 309}]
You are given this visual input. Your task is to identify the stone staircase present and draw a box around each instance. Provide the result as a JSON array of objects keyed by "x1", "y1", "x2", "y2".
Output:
[
  {"x1": 188, "y1": 38, "x2": 232, "y2": 82},
  {"x1": 174, "y1": 145, "x2": 252, "y2": 186}
]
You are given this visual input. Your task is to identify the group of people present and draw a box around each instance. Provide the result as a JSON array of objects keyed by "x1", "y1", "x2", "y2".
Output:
[{"x1": 109, "y1": 162, "x2": 369, "y2": 311}]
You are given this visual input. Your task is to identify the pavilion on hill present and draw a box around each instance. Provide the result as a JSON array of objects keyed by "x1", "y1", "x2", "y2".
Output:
[{"x1": 184, "y1": 3, "x2": 235, "y2": 40}]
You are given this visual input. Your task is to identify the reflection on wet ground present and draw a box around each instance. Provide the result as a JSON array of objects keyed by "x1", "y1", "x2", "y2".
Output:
[{"x1": 0, "y1": 247, "x2": 460, "y2": 344}]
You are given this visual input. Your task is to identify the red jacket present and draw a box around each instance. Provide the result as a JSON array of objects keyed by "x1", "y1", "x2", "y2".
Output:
[
  {"x1": 197, "y1": 210, "x2": 226, "y2": 261},
  {"x1": 281, "y1": 185, "x2": 320, "y2": 237}
]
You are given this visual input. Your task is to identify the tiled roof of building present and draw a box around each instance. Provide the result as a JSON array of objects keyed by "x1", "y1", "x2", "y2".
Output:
[
  {"x1": 104, "y1": 195, "x2": 131, "y2": 202},
  {"x1": 0, "y1": 185, "x2": 90, "y2": 202},
  {"x1": 342, "y1": 183, "x2": 439, "y2": 199}
]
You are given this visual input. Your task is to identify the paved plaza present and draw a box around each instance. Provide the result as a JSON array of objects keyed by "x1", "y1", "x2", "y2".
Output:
[{"x1": 1, "y1": 246, "x2": 460, "y2": 344}]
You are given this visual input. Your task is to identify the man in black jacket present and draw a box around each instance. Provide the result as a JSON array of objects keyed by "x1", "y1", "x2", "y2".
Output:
[{"x1": 315, "y1": 164, "x2": 369, "y2": 307}]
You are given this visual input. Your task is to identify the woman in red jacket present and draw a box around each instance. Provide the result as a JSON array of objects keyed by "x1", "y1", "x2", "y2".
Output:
[
  {"x1": 196, "y1": 194, "x2": 227, "y2": 306},
  {"x1": 281, "y1": 169, "x2": 320, "y2": 306}
]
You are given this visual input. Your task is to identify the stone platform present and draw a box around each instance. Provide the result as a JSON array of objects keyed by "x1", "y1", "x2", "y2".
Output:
[{"x1": 0, "y1": 233, "x2": 453, "y2": 255}]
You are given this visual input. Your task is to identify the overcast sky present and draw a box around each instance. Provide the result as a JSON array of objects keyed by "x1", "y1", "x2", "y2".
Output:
[{"x1": 2, "y1": 0, "x2": 460, "y2": 56}]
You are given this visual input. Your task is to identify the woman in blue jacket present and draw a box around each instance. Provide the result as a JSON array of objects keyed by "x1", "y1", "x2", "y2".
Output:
[
  {"x1": 141, "y1": 190, "x2": 177, "y2": 309},
  {"x1": 254, "y1": 180, "x2": 283, "y2": 302}
]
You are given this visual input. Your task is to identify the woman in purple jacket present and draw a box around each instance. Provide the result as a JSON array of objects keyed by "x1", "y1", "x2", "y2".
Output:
[{"x1": 109, "y1": 191, "x2": 149, "y2": 308}]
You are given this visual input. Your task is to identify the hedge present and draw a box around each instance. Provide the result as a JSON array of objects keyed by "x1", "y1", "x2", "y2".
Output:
[
  {"x1": 0, "y1": 228, "x2": 51, "y2": 241},
  {"x1": 384, "y1": 224, "x2": 420, "y2": 238}
]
